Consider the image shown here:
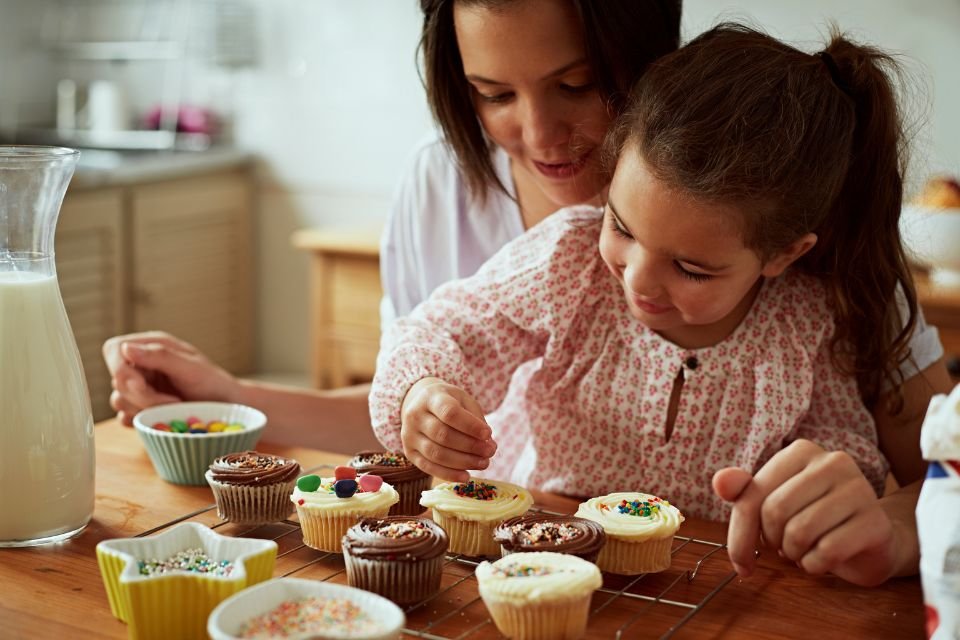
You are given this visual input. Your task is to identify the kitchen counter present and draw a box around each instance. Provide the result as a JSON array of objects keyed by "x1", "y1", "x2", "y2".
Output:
[
  {"x1": 0, "y1": 419, "x2": 925, "y2": 639},
  {"x1": 69, "y1": 146, "x2": 255, "y2": 189}
]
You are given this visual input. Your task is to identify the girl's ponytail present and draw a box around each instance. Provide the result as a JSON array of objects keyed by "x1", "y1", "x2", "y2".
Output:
[{"x1": 800, "y1": 37, "x2": 916, "y2": 410}]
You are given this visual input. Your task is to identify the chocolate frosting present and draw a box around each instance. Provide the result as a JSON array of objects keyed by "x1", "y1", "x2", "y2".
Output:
[
  {"x1": 494, "y1": 514, "x2": 606, "y2": 557},
  {"x1": 342, "y1": 516, "x2": 448, "y2": 561},
  {"x1": 208, "y1": 451, "x2": 300, "y2": 486},
  {"x1": 349, "y1": 450, "x2": 430, "y2": 483}
]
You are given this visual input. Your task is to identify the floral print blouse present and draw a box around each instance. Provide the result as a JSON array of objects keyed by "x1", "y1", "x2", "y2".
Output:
[{"x1": 370, "y1": 206, "x2": 888, "y2": 520}]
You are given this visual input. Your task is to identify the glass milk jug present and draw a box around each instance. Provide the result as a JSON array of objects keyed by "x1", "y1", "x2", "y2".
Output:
[{"x1": 0, "y1": 146, "x2": 94, "y2": 546}]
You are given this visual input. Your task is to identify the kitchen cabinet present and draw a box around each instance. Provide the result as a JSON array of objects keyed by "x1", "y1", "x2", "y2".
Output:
[
  {"x1": 292, "y1": 228, "x2": 382, "y2": 389},
  {"x1": 57, "y1": 166, "x2": 255, "y2": 420}
]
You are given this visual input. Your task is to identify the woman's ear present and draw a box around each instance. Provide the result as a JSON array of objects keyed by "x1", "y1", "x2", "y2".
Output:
[{"x1": 761, "y1": 233, "x2": 818, "y2": 277}]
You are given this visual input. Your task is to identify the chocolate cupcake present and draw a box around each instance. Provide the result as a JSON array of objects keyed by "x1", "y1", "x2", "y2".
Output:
[
  {"x1": 494, "y1": 514, "x2": 606, "y2": 562},
  {"x1": 204, "y1": 451, "x2": 300, "y2": 525},
  {"x1": 342, "y1": 516, "x2": 449, "y2": 605},
  {"x1": 349, "y1": 450, "x2": 432, "y2": 516}
]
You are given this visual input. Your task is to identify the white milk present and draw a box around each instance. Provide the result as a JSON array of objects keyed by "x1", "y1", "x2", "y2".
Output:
[{"x1": 0, "y1": 271, "x2": 95, "y2": 544}]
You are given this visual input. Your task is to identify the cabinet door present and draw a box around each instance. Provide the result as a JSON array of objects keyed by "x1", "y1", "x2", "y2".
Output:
[
  {"x1": 56, "y1": 188, "x2": 125, "y2": 421},
  {"x1": 129, "y1": 171, "x2": 254, "y2": 375}
]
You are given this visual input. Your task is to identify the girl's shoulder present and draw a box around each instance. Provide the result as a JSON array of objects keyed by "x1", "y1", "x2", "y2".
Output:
[{"x1": 760, "y1": 270, "x2": 835, "y2": 339}]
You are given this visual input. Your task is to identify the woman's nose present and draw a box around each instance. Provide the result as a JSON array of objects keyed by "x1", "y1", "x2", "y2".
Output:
[{"x1": 519, "y1": 98, "x2": 567, "y2": 152}]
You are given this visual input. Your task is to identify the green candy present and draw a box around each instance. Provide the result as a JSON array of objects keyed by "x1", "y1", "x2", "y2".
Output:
[
  {"x1": 169, "y1": 419, "x2": 189, "y2": 433},
  {"x1": 296, "y1": 474, "x2": 322, "y2": 492}
]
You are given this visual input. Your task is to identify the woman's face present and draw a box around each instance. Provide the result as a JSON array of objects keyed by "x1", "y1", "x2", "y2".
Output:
[{"x1": 454, "y1": 0, "x2": 613, "y2": 210}]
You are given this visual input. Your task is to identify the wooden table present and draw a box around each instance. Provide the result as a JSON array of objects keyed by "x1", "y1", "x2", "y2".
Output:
[{"x1": 1, "y1": 420, "x2": 924, "y2": 639}]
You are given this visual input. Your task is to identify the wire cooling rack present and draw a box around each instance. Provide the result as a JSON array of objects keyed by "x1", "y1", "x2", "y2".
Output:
[{"x1": 137, "y1": 464, "x2": 736, "y2": 639}]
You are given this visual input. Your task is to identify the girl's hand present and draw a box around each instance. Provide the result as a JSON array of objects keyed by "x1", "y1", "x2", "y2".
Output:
[
  {"x1": 712, "y1": 439, "x2": 896, "y2": 586},
  {"x1": 102, "y1": 331, "x2": 241, "y2": 426},
  {"x1": 400, "y1": 377, "x2": 498, "y2": 482}
]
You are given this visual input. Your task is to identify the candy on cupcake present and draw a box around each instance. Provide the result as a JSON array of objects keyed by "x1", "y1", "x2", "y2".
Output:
[{"x1": 349, "y1": 450, "x2": 432, "y2": 516}]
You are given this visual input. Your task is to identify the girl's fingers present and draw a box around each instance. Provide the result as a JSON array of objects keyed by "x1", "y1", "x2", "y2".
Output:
[
  {"x1": 759, "y1": 467, "x2": 834, "y2": 553},
  {"x1": 798, "y1": 508, "x2": 893, "y2": 585},
  {"x1": 779, "y1": 474, "x2": 876, "y2": 563},
  {"x1": 722, "y1": 440, "x2": 823, "y2": 576},
  {"x1": 411, "y1": 430, "x2": 491, "y2": 472},
  {"x1": 421, "y1": 415, "x2": 497, "y2": 457},
  {"x1": 404, "y1": 447, "x2": 471, "y2": 483},
  {"x1": 425, "y1": 392, "x2": 491, "y2": 441}
]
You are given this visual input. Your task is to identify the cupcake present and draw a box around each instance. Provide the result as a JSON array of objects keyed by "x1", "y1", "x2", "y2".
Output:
[
  {"x1": 205, "y1": 451, "x2": 300, "y2": 525},
  {"x1": 291, "y1": 471, "x2": 399, "y2": 553},
  {"x1": 575, "y1": 492, "x2": 684, "y2": 574},
  {"x1": 342, "y1": 516, "x2": 449, "y2": 605},
  {"x1": 420, "y1": 478, "x2": 533, "y2": 557},
  {"x1": 476, "y1": 551, "x2": 601, "y2": 640},
  {"x1": 349, "y1": 450, "x2": 432, "y2": 516},
  {"x1": 494, "y1": 514, "x2": 606, "y2": 563}
]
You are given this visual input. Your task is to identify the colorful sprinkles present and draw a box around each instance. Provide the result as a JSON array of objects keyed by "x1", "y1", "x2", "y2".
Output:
[
  {"x1": 616, "y1": 497, "x2": 665, "y2": 517},
  {"x1": 358, "y1": 452, "x2": 407, "y2": 467},
  {"x1": 137, "y1": 548, "x2": 235, "y2": 577},
  {"x1": 511, "y1": 522, "x2": 580, "y2": 546},
  {"x1": 375, "y1": 520, "x2": 428, "y2": 540},
  {"x1": 151, "y1": 416, "x2": 245, "y2": 434},
  {"x1": 451, "y1": 479, "x2": 498, "y2": 500},
  {"x1": 492, "y1": 563, "x2": 554, "y2": 578},
  {"x1": 237, "y1": 596, "x2": 382, "y2": 638}
]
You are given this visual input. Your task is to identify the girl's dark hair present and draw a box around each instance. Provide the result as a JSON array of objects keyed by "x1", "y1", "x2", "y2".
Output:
[
  {"x1": 606, "y1": 23, "x2": 916, "y2": 411},
  {"x1": 418, "y1": 0, "x2": 682, "y2": 202}
]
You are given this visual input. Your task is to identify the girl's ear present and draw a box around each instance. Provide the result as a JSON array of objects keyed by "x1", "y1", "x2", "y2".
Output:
[{"x1": 760, "y1": 233, "x2": 818, "y2": 277}]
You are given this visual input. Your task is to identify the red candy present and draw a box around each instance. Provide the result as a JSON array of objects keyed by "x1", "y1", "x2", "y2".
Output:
[
  {"x1": 358, "y1": 474, "x2": 383, "y2": 493},
  {"x1": 334, "y1": 465, "x2": 357, "y2": 481},
  {"x1": 153, "y1": 423, "x2": 172, "y2": 432},
  {"x1": 186, "y1": 416, "x2": 202, "y2": 425}
]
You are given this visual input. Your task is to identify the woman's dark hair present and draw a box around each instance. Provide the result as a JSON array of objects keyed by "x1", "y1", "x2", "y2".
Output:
[
  {"x1": 606, "y1": 23, "x2": 916, "y2": 411},
  {"x1": 418, "y1": 0, "x2": 682, "y2": 202}
]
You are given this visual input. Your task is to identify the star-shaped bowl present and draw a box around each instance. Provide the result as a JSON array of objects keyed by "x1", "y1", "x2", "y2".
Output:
[{"x1": 96, "y1": 522, "x2": 277, "y2": 640}]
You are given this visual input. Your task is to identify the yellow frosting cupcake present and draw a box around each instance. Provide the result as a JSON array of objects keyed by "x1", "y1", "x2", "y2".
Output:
[
  {"x1": 420, "y1": 478, "x2": 533, "y2": 557},
  {"x1": 575, "y1": 492, "x2": 683, "y2": 574}
]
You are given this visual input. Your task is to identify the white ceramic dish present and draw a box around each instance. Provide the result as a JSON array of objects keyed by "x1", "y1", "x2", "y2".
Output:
[
  {"x1": 901, "y1": 204, "x2": 960, "y2": 287},
  {"x1": 133, "y1": 401, "x2": 266, "y2": 485},
  {"x1": 207, "y1": 577, "x2": 406, "y2": 640}
]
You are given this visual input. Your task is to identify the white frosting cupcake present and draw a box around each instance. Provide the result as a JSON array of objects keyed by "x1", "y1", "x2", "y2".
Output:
[
  {"x1": 476, "y1": 552, "x2": 601, "y2": 639},
  {"x1": 575, "y1": 492, "x2": 683, "y2": 574},
  {"x1": 420, "y1": 478, "x2": 533, "y2": 557},
  {"x1": 291, "y1": 475, "x2": 399, "y2": 553}
]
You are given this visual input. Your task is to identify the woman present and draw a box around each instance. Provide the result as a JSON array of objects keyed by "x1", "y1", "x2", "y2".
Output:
[{"x1": 102, "y1": 0, "x2": 683, "y2": 452}]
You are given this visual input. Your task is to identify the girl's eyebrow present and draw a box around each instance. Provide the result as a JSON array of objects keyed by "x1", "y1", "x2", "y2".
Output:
[
  {"x1": 465, "y1": 58, "x2": 589, "y2": 86},
  {"x1": 607, "y1": 199, "x2": 730, "y2": 272}
]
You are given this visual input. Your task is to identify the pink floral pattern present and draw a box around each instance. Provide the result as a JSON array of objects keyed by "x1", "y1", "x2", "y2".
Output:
[{"x1": 370, "y1": 206, "x2": 889, "y2": 520}]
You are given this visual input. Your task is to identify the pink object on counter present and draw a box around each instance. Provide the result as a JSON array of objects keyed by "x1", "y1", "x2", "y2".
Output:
[{"x1": 143, "y1": 105, "x2": 217, "y2": 135}]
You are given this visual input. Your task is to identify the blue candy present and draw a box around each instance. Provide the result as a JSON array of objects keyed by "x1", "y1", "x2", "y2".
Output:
[{"x1": 334, "y1": 479, "x2": 358, "y2": 498}]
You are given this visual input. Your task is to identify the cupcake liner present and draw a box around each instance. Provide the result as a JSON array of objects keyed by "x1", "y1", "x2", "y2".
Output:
[
  {"x1": 343, "y1": 552, "x2": 445, "y2": 605},
  {"x1": 483, "y1": 595, "x2": 592, "y2": 640},
  {"x1": 96, "y1": 522, "x2": 276, "y2": 640},
  {"x1": 595, "y1": 535, "x2": 674, "y2": 574},
  {"x1": 390, "y1": 475, "x2": 433, "y2": 516},
  {"x1": 205, "y1": 471, "x2": 297, "y2": 525},
  {"x1": 295, "y1": 505, "x2": 393, "y2": 553},
  {"x1": 431, "y1": 509, "x2": 501, "y2": 557},
  {"x1": 208, "y1": 577, "x2": 405, "y2": 640}
]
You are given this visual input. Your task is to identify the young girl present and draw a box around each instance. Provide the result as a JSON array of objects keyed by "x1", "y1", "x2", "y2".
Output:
[{"x1": 370, "y1": 23, "x2": 941, "y2": 586}]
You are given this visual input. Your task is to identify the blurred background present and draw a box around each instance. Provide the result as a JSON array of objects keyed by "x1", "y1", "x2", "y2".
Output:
[{"x1": 0, "y1": 0, "x2": 957, "y2": 420}]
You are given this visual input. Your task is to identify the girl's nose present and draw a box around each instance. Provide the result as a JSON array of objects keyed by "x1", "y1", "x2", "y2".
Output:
[
  {"x1": 623, "y1": 251, "x2": 662, "y2": 299},
  {"x1": 519, "y1": 98, "x2": 567, "y2": 152}
]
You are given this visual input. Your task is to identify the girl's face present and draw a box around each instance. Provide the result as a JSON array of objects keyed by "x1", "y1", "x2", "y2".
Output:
[
  {"x1": 599, "y1": 149, "x2": 811, "y2": 347},
  {"x1": 454, "y1": 0, "x2": 612, "y2": 210}
]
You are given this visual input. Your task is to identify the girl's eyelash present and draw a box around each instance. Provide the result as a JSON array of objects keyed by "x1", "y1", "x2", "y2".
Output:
[
  {"x1": 608, "y1": 215, "x2": 632, "y2": 239},
  {"x1": 674, "y1": 263, "x2": 713, "y2": 283}
]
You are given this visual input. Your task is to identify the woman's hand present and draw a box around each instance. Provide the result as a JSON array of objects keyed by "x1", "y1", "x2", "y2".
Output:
[
  {"x1": 713, "y1": 439, "x2": 897, "y2": 586},
  {"x1": 400, "y1": 377, "x2": 498, "y2": 482},
  {"x1": 102, "y1": 331, "x2": 241, "y2": 425}
]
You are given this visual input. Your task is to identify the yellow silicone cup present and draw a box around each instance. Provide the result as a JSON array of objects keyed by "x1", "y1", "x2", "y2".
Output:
[{"x1": 96, "y1": 522, "x2": 277, "y2": 640}]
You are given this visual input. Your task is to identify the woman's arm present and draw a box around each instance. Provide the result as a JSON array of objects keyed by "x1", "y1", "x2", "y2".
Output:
[{"x1": 872, "y1": 356, "x2": 954, "y2": 577}]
